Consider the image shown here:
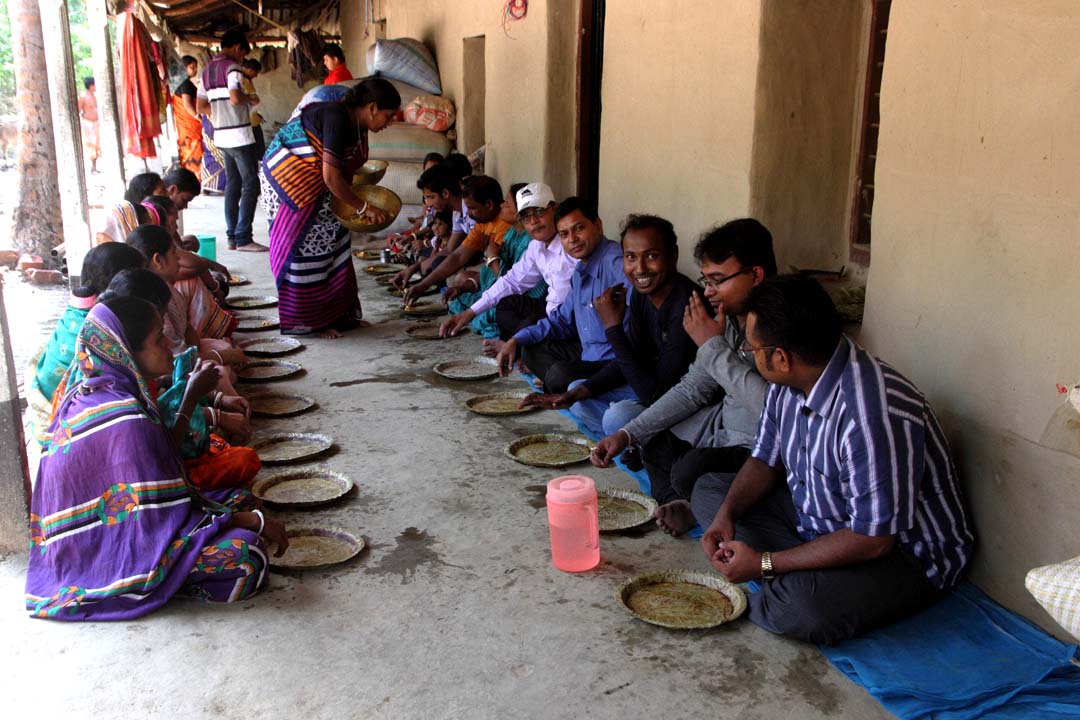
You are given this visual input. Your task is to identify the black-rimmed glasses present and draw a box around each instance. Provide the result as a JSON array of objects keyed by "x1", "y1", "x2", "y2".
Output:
[{"x1": 697, "y1": 267, "x2": 755, "y2": 290}]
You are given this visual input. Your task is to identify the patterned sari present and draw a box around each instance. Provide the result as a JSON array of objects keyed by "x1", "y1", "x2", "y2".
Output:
[
  {"x1": 201, "y1": 117, "x2": 226, "y2": 194},
  {"x1": 25, "y1": 305, "x2": 267, "y2": 620},
  {"x1": 96, "y1": 202, "x2": 141, "y2": 246},
  {"x1": 260, "y1": 101, "x2": 368, "y2": 335}
]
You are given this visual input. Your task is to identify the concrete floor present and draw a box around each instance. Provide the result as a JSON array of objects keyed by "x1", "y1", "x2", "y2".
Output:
[{"x1": 0, "y1": 196, "x2": 893, "y2": 719}]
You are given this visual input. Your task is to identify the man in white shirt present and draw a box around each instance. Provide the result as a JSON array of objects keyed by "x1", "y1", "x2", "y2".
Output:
[
  {"x1": 440, "y1": 183, "x2": 578, "y2": 356},
  {"x1": 196, "y1": 28, "x2": 265, "y2": 252}
]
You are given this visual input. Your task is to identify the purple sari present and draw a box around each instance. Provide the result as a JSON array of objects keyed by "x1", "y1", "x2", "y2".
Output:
[{"x1": 25, "y1": 305, "x2": 267, "y2": 621}]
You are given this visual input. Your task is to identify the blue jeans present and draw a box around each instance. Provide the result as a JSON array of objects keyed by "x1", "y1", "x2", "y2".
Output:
[
  {"x1": 220, "y1": 143, "x2": 261, "y2": 247},
  {"x1": 566, "y1": 380, "x2": 645, "y2": 437}
]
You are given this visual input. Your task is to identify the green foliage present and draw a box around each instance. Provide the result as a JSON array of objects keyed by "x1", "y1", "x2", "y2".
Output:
[{"x1": 0, "y1": 0, "x2": 95, "y2": 116}]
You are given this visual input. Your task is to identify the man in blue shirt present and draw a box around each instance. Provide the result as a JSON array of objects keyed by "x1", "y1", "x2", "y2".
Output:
[
  {"x1": 693, "y1": 276, "x2": 975, "y2": 644},
  {"x1": 496, "y1": 197, "x2": 630, "y2": 394}
]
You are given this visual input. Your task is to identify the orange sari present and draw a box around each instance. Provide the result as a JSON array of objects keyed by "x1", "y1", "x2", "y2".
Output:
[{"x1": 172, "y1": 94, "x2": 203, "y2": 176}]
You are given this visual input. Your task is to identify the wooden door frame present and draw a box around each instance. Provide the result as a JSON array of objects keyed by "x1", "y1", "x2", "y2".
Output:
[{"x1": 576, "y1": 0, "x2": 605, "y2": 200}]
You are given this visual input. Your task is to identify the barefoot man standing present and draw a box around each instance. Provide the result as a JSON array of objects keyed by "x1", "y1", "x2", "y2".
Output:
[{"x1": 78, "y1": 77, "x2": 101, "y2": 174}]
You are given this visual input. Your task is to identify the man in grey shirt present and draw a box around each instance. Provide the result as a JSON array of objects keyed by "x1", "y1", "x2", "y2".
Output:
[{"x1": 590, "y1": 219, "x2": 776, "y2": 535}]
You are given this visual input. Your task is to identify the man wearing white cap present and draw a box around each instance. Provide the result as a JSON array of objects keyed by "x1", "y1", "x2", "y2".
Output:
[{"x1": 441, "y1": 182, "x2": 579, "y2": 356}]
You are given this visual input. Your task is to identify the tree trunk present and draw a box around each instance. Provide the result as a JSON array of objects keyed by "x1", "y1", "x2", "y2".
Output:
[{"x1": 9, "y1": 0, "x2": 62, "y2": 258}]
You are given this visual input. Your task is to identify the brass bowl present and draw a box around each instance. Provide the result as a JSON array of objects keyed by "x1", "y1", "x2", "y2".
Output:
[
  {"x1": 352, "y1": 159, "x2": 389, "y2": 185},
  {"x1": 331, "y1": 184, "x2": 402, "y2": 233}
]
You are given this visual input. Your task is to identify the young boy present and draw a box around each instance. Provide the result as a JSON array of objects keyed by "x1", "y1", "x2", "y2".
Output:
[{"x1": 241, "y1": 59, "x2": 265, "y2": 157}]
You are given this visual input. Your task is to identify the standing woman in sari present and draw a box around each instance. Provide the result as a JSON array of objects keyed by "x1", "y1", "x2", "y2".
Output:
[
  {"x1": 260, "y1": 78, "x2": 400, "y2": 337},
  {"x1": 173, "y1": 55, "x2": 204, "y2": 177}
]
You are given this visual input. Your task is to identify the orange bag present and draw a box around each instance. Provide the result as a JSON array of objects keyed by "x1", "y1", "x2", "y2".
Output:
[{"x1": 404, "y1": 95, "x2": 456, "y2": 132}]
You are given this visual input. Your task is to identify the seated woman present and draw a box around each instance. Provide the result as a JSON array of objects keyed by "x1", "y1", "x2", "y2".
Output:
[
  {"x1": 142, "y1": 194, "x2": 232, "y2": 308},
  {"x1": 444, "y1": 183, "x2": 546, "y2": 353},
  {"x1": 25, "y1": 298, "x2": 287, "y2": 620},
  {"x1": 27, "y1": 243, "x2": 146, "y2": 443}
]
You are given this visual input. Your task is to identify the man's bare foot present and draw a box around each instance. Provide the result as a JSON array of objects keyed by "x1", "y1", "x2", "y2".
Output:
[
  {"x1": 320, "y1": 328, "x2": 344, "y2": 339},
  {"x1": 482, "y1": 338, "x2": 505, "y2": 357},
  {"x1": 653, "y1": 499, "x2": 695, "y2": 536}
]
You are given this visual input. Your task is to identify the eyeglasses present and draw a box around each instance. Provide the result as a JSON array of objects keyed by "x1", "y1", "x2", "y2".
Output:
[
  {"x1": 697, "y1": 267, "x2": 754, "y2": 290},
  {"x1": 738, "y1": 341, "x2": 778, "y2": 354},
  {"x1": 518, "y1": 207, "x2": 547, "y2": 221}
]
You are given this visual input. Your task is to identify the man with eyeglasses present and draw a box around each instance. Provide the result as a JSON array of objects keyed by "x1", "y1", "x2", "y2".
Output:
[
  {"x1": 441, "y1": 183, "x2": 578, "y2": 353},
  {"x1": 591, "y1": 218, "x2": 775, "y2": 535},
  {"x1": 692, "y1": 276, "x2": 974, "y2": 644}
]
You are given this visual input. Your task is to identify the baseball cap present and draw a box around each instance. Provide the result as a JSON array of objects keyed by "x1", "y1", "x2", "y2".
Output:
[{"x1": 515, "y1": 183, "x2": 555, "y2": 213}]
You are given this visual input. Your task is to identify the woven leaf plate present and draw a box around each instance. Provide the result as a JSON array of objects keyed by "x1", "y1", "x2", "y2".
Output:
[
  {"x1": 246, "y1": 391, "x2": 317, "y2": 418},
  {"x1": 251, "y1": 432, "x2": 334, "y2": 465},
  {"x1": 226, "y1": 294, "x2": 278, "y2": 309},
  {"x1": 238, "y1": 337, "x2": 304, "y2": 356},
  {"x1": 270, "y1": 526, "x2": 364, "y2": 570},
  {"x1": 434, "y1": 356, "x2": 499, "y2": 380},
  {"x1": 403, "y1": 301, "x2": 447, "y2": 317},
  {"x1": 235, "y1": 314, "x2": 279, "y2": 332},
  {"x1": 598, "y1": 487, "x2": 658, "y2": 532},
  {"x1": 616, "y1": 570, "x2": 747, "y2": 629},
  {"x1": 464, "y1": 391, "x2": 537, "y2": 416},
  {"x1": 237, "y1": 359, "x2": 303, "y2": 382},
  {"x1": 363, "y1": 263, "x2": 405, "y2": 275},
  {"x1": 504, "y1": 433, "x2": 596, "y2": 468},
  {"x1": 228, "y1": 274, "x2": 250, "y2": 286},
  {"x1": 252, "y1": 467, "x2": 353, "y2": 508}
]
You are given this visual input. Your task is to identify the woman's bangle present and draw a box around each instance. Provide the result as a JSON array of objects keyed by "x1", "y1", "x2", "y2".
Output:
[
  {"x1": 252, "y1": 509, "x2": 265, "y2": 535},
  {"x1": 210, "y1": 349, "x2": 224, "y2": 365},
  {"x1": 213, "y1": 391, "x2": 223, "y2": 410},
  {"x1": 484, "y1": 256, "x2": 499, "y2": 267},
  {"x1": 208, "y1": 407, "x2": 219, "y2": 430},
  {"x1": 355, "y1": 201, "x2": 369, "y2": 216},
  {"x1": 619, "y1": 427, "x2": 634, "y2": 446},
  {"x1": 465, "y1": 277, "x2": 479, "y2": 291},
  {"x1": 175, "y1": 411, "x2": 190, "y2": 425}
]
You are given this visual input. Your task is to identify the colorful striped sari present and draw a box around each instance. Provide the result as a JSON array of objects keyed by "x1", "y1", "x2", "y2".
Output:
[
  {"x1": 201, "y1": 117, "x2": 227, "y2": 194},
  {"x1": 25, "y1": 305, "x2": 267, "y2": 620},
  {"x1": 260, "y1": 102, "x2": 368, "y2": 335}
]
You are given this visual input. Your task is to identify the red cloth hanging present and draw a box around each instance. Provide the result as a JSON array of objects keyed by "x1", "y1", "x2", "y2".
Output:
[{"x1": 119, "y1": 11, "x2": 162, "y2": 158}]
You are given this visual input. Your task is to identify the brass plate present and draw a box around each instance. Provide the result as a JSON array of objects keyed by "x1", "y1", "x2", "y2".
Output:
[
  {"x1": 225, "y1": 294, "x2": 278, "y2": 309},
  {"x1": 364, "y1": 263, "x2": 405, "y2": 276},
  {"x1": 403, "y1": 302, "x2": 447, "y2": 317},
  {"x1": 250, "y1": 432, "x2": 333, "y2": 465},
  {"x1": 238, "y1": 337, "x2": 304, "y2": 357},
  {"x1": 270, "y1": 526, "x2": 364, "y2": 570},
  {"x1": 616, "y1": 571, "x2": 747, "y2": 630},
  {"x1": 353, "y1": 249, "x2": 382, "y2": 260},
  {"x1": 464, "y1": 392, "x2": 537, "y2": 416},
  {"x1": 246, "y1": 391, "x2": 317, "y2": 418},
  {"x1": 597, "y1": 487, "x2": 658, "y2": 532},
  {"x1": 235, "y1": 314, "x2": 279, "y2": 332},
  {"x1": 403, "y1": 323, "x2": 445, "y2": 340},
  {"x1": 237, "y1": 359, "x2": 303, "y2": 382},
  {"x1": 331, "y1": 184, "x2": 402, "y2": 233},
  {"x1": 252, "y1": 467, "x2": 353, "y2": 508},
  {"x1": 504, "y1": 433, "x2": 595, "y2": 468},
  {"x1": 228, "y1": 274, "x2": 250, "y2": 286},
  {"x1": 433, "y1": 357, "x2": 498, "y2": 380}
]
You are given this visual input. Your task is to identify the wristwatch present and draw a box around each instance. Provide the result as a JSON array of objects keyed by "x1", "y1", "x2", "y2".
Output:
[{"x1": 760, "y1": 551, "x2": 775, "y2": 580}]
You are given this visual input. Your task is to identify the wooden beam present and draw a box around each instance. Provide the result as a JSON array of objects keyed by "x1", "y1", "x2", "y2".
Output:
[
  {"x1": 162, "y1": 0, "x2": 227, "y2": 19},
  {"x1": 37, "y1": 0, "x2": 92, "y2": 285}
]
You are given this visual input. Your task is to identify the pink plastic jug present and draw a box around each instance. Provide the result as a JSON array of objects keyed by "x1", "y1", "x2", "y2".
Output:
[{"x1": 546, "y1": 475, "x2": 600, "y2": 572}]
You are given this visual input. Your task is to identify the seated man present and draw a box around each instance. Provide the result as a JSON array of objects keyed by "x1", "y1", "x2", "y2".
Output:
[
  {"x1": 391, "y1": 164, "x2": 467, "y2": 287},
  {"x1": 694, "y1": 276, "x2": 975, "y2": 645},
  {"x1": 591, "y1": 219, "x2": 774, "y2": 530},
  {"x1": 495, "y1": 197, "x2": 628, "y2": 394},
  {"x1": 440, "y1": 182, "x2": 578, "y2": 355},
  {"x1": 519, "y1": 214, "x2": 700, "y2": 437},
  {"x1": 403, "y1": 176, "x2": 510, "y2": 306}
]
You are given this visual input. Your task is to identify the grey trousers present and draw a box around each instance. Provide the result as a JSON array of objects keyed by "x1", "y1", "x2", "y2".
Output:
[{"x1": 690, "y1": 472, "x2": 942, "y2": 645}]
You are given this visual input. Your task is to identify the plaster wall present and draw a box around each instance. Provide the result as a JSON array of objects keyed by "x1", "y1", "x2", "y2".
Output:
[
  {"x1": 597, "y1": 2, "x2": 760, "y2": 275},
  {"x1": 861, "y1": 0, "x2": 1080, "y2": 638},
  {"x1": 749, "y1": 0, "x2": 868, "y2": 273},
  {"x1": 340, "y1": 0, "x2": 579, "y2": 198}
]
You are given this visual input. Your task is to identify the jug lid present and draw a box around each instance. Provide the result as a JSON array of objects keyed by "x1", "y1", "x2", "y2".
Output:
[{"x1": 547, "y1": 475, "x2": 596, "y2": 504}]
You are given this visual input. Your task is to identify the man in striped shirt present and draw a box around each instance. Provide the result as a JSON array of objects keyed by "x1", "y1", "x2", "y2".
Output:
[
  {"x1": 197, "y1": 28, "x2": 266, "y2": 253},
  {"x1": 692, "y1": 276, "x2": 974, "y2": 644}
]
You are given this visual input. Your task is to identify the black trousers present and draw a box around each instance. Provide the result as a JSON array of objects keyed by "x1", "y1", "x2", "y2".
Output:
[
  {"x1": 494, "y1": 294, "x2": 547, "y2": 339},
  {"x1": 642, "y1": 431, "x2": 750, "y2": 505},
  {"x1": 690, "y1": 472, "x2": 942, "y2": 645}
]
